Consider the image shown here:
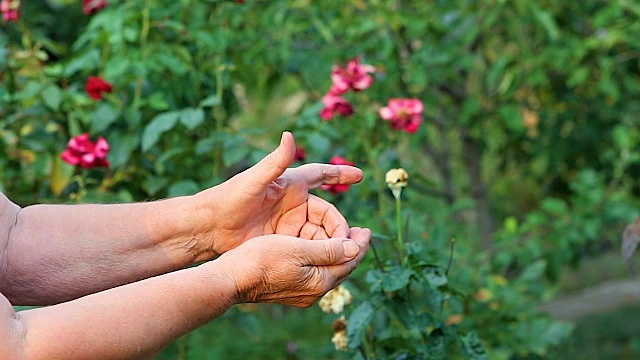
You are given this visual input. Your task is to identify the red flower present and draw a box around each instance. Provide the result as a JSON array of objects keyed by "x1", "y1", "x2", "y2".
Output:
[
  {"x1": 83, "y1": 0, "x2": 107, "y2": 15},
  {"x1": 321, "y1": 156, "x2": 355, "y2": 194},
  {"x1": 294, "y1": 147, "x2": 307, "y2": 162},
  {"x1": 379, "y1": 98, "x2": 424, "y2": 134},
  {"x1": 61, "y1": 133, "x2": 110, "y2": 169},
  {"x1": 319, "y1": 94, "x2": 353, "y2": 121},
  {"x1": 1, "y1": 0, "x2": 19, "y2": 22},
  {"x1": 85, "y1": 76, "x2": 112, "y2": 100},
  {"x1": 329, "y1": 58, "x2": 375, "y2": 95}
]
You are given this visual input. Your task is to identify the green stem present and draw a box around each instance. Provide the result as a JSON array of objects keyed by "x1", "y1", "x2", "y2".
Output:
[
  {"x1": 177, "y1": 334, "x2": 188, "y2": 359},
  {"x1": 133, "y1": 0, "x2": 151, "y2": 108},
  {"x1": 212, "y1": 58, "x2": 225, "y2": 179},
  {"x1": 395, "y1": 195, "x2": 404, "y2": 264},
  {"x1": 359, "y1": 122, "x2": 386, "y2": 217}
]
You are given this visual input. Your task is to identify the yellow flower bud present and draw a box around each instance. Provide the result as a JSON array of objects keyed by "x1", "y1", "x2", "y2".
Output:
[
  {"x1": 385, "y1": 168, "x2": 409, "y2": 199},
  {"x1": 318, "y1": 285, "x2": 353, "y2": 314},
  {"x1": 332, "y1": 327, "x2": 348, "y2": 350},
  {"x1": 385, "y1": 168, "x2": 409, "y2": 187}
]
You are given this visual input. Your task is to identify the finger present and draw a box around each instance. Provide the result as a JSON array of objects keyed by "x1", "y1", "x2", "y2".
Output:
[
  {"x1": 236, "y1": 132, "x2": 296, "y2": 194},
  {"x1": 325, "y1": 227, "x2": 372, "y2": 283},
  {"x1": 306, "y1": 195, "x2": 349, "y2": 238},
  {"x1": 349, "y1": 227, "x2": 372, "y2": 251},
  {"x1": 292, "y1": 163, "x2": 364, "y2": 189},
  {"x1": 300, "y1": 237, "x2": 360, "y2": 266},
  {"x1": 299, "y1": 222, "x2": 329, "y2": 240}
]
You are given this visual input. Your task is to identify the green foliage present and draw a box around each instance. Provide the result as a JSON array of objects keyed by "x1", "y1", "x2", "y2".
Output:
[{"x1": 2, "y1": 0, "x2": 640, "y2": 359}]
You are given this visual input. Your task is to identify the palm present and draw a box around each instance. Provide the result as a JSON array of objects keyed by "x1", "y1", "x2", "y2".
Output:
[{"x1": 197, "y1": 132, "x2": 363, "y2": 255}]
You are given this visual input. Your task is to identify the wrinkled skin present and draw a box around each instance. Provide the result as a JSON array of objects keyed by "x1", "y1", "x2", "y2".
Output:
[{"x1": 195, "y1": 132, "x2": 364, "y2": 256}]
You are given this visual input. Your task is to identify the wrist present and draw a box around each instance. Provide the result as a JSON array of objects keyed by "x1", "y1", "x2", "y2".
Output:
[
  {"x1": 213, "y1": 242, "x2": 264, "y2": 304},
  {"x1": 145, "y1": 195, "x2": 217, "y2": 265}
]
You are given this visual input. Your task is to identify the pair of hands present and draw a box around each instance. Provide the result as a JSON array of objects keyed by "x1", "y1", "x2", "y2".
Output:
[{"x1": 195, "y1": 132, "x2": 370, "y2": 307}]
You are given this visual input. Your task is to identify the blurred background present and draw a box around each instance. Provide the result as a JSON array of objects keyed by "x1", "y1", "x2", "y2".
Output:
[{"x1": 2, "y1": 0, "x2": 640, "y2": 358}]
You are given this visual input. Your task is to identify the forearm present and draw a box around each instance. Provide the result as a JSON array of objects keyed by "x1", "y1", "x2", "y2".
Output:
[
  {"x1": 7, "y1": 261, "x2": 236, "y2": 360},
  {"x1": 1, "y1": 193, "x2": 216, "y2": 305}
]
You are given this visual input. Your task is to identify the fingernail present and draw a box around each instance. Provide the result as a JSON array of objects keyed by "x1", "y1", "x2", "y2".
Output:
[
  {"x1": 280, "y1": 132, "x2": 285, "y2": 146},
  {"x1": 343, "y1": 240, "x2": 359, "y2": 258}
]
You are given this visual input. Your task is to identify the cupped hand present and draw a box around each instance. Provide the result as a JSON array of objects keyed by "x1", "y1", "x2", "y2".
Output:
[
  {"x1": 194, "y1": 132, "x2": 363, "y2": 256},
  {"x1": 214, "y1": 227, "x2": 371, "y2": 307}
]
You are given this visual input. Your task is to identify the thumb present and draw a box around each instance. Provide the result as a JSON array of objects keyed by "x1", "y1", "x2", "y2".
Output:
[
  {"x1": 300, "y1": 238, "x2": 360, "y2": 266},
  {"x1": 240, "y1": 132, "x2": 296, "y2": 191}
]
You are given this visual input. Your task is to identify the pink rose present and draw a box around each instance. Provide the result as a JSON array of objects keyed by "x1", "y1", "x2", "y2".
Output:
[
  {"x1": 83, "y1": 0, "x2": 108, "y2": 15},
  {"x1": 319, "y1": 94, "x2": 354, "y2": 121},
  {"x1": 61, "y1": 133, "x2": 110, "y2": 169},
  {"x1": 379, "y1": 98, "x2": 424, "y2": 134},
  {"x1": 329, "y1": 57, "x2": 375, "y2": 95}
]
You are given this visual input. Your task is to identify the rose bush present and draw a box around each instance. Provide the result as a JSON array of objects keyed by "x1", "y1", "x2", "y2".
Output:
[{"x1": 2, "y1": 0, "x2": 640, "y2": 359}]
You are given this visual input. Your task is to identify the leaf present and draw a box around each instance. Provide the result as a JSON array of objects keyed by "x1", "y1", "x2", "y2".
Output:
[
  {"x1": 425, "y1": 327, "x2": 446, "y2": 359},
  {"x1": 382, "y1": 266, "x2": 414, "y2": 292},
  {"x1": 199, "y1": 95, "x2": 220, "y2": 108},
  {"x1": 424, "y1": 267, "x2": 448, "y2": 288},
  {"x1": 49, "y1": 155, "x2": 74, "y2": 196},
  {"x1": 622, "y1": 217, "x2": 640, "y2": 273},
  {"x1": 167, "y1": 180, "x2": 200, "y2": 197},
  {"x1": 108, "y1": 131, "x2": 139, "y2": 168},
  {"x1": 91, "y1": 103, "x2": 121, "y2": 133},
  {"x1": 141, "y1": 111, "x2": 180, "y2": 152},
  {"x1": 222, "y1": 143, "x2": 250, "y2": 167},
  {"x1": 459, "y1": 332, "x2": 489, "y2": 360},
  {"x1": 529, "y1": 3, "x2": 559, "y2": 41},
  {"x1": 180, "y1": 108, "x2": 205, "y2": 130},
  {"x1": 519, "y1": 260, "x2": 547, "y2": 282},
  {"x1": 347, "y1": 302, "x2": 374, "y2": 349},
  {"x1": 42, "y1": 84, "x2": 62, "y2": 111}
]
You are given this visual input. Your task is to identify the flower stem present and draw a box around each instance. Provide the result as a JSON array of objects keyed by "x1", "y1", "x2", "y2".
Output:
[
  {"x1": 369, "y1": 241, "x2": 386, "y2": 273},
  {"x1": 395, "y1": 195, "x2": 404, "y2": 264},
  {"x1": 134, "y1": 0, "x2": 151, "y2": 108},
  {"x1": 212, "y1": 59, "x2": 225, "y2": 179}
]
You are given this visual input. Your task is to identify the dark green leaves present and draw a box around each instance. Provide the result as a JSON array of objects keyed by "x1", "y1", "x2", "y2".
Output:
[
  {"x1": 347, "y1": 301, "x2": 374, "y2": 349},
  {"x1": 141, "y1": 111, "x2": 180, "y2": 152}
]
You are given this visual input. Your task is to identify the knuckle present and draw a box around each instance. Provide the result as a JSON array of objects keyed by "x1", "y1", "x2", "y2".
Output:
[{"x1": 323, "y1": 242, "x2": 338, "y2": 263}]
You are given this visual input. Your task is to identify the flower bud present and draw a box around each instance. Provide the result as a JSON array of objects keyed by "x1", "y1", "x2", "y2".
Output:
[
  {"x1": 319, "y1": 285, "x2": 353, "y2": 314},
  {"x1": 385, "y1": 168, "x2": 409, "y2": 199}
]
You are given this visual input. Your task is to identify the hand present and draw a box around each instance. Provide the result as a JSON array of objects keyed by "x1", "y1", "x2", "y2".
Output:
[
  {"x1": 194, "y1": 132, "x2": 364, "y2": 256},
  {"x1": 213, "y1": 227, "x2": 371, "y2": 307}
]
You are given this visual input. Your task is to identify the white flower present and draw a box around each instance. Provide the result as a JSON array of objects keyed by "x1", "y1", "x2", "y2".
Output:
[
  {"x1": 331, "y1": 330, "x2": 348, "y2": 351},
  {"x1": 318, "y1": 285, "x2": 353, "y2": 314},
  {"x1": 331, "y1": 315, "x2": 348, "y2": 351},
  {"x1": 385, "y1": 168, "x2": 409, "y2": 199},
  {"x1": 385, "y1": 168, "x2": 409, "y2": 187}
]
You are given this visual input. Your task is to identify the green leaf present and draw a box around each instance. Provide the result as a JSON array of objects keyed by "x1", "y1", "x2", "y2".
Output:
[
  {"x1": 460, "y1": 332, "x2": 489, "y2": 360},
  {"x1": 141, "y1": 111, "x2": 180, "y2": 152},
  {"x1": 180, "y1": 108, "x2": 206, "y2": 130},
  {"x1": 148, "y1": 92, "x2": 170, "y2": 111},
  {"x1": 199, "y1": 95, "x2": 220, "y2": 108},
  {"x1": 347, "y1": 302, "x2": 374, "y2": 349},
  {"x1": 42, "y1": 84, "x2": 62, "y2": 111},
  {"x1": 424, "y1": 267, "x2": 448, "y2": 288},
  {"x1": 91, "y1": 103, "x2": 121, "y2": 133},
  {"x1": 530, "y1": 3, "x2": 559, "y2": 41},
  {"x1": 519, "y1": 260, "x2": 547, "y2": 282},
  {"x1": 307, "y1": 132, "x2": 331, "y2": 155},
  {"x1": 167, "y1": 180, "x2": 200, "y2": 197},
  {"x1": 382, "y1": 266, "x2": 414, "y2": 292},
  {"x1": 108, "y1": 131, "x2": 139, "y2": 168},
  {"x1": 222, "y1": 142, "x2": 250, "y2": 167},
  {"x1": 143, "y1": 176, "x2": 170, "y2": 196},
  {"x1": 425, "y1": 328, "x2": 446, "y2": 359},
  {"x1": 103, "y1": 57, "x2": 130, "y2": 80}
]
